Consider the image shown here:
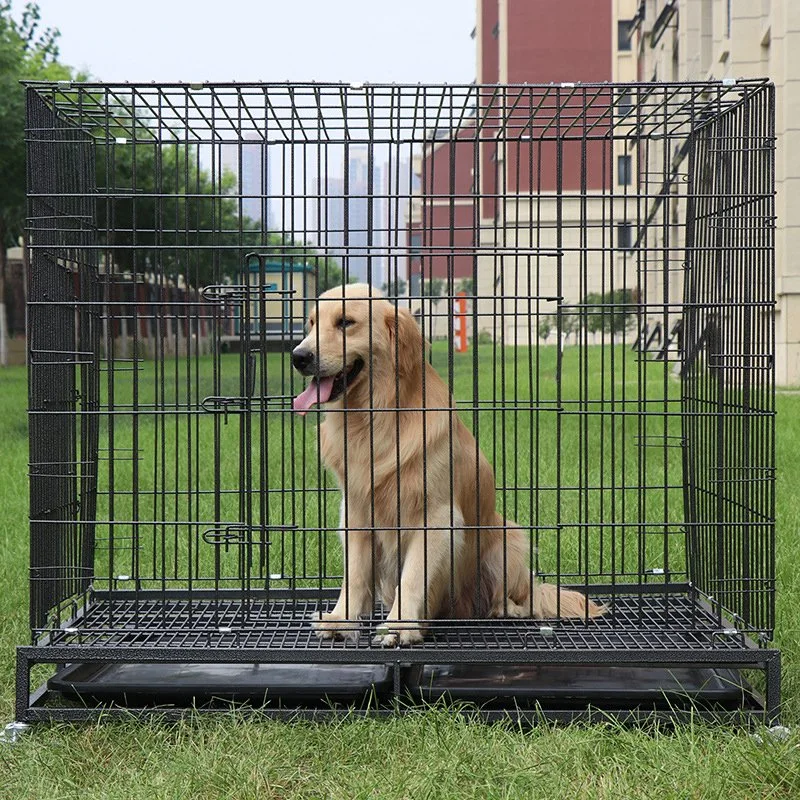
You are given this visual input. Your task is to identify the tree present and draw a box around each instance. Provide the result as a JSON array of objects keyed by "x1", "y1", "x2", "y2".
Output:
[
  {"x1": 537, "y1": 314, "x2": 553, "y2": 342},
  {"x1": 457, "y1": 277, "x2": 475, "y2": 295},
  {"x1": 381, "y1": 278, "x2": 407, "y2": 296},
  {"x1": 0, "y1": 2, "x2": 73, "y2": 364},
  {"x1": 580, "y1": 288, "x2": 635, "y2": 339},
  {"x1": 582, "y1": 292, "x2": 605, "y2": 339},
  {"x1": 94, "y1": 135, "x2": 340, "y2": 288},
  {"x1": 560, "y1": 312, "x2": 582, "y2": 345},
  {"x1": 608, "y1": 288, "x2": 635, "y2": 337},
  {"x1": 421, "y1": 277, "x2": 445, "y2": 304}
]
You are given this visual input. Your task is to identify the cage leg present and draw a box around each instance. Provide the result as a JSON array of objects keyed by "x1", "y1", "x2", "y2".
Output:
[
  {"x1": 14, "y1": 650, "x2": 32, "y2": 724},
  {"x1": 393, "y1": 661, "x2": 402, "y2": 699},
  {"x1": 765, "y1": 651, "x2": 782, "y2": 726}
]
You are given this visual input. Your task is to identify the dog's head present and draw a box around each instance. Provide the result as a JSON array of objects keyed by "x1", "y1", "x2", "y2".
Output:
[{"x1": 292, "y1": 283, "x2": 422, "y2": 414}]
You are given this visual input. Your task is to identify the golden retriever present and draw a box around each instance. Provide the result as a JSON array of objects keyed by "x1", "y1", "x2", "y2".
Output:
[{"x1": 292, "y1": 283, "x2": 604, "y2": 646}]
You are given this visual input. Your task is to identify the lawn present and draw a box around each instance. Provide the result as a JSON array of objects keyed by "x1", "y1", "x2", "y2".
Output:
[{"x1": 1, "y1": 348, "x2": 800, "y2": 799}]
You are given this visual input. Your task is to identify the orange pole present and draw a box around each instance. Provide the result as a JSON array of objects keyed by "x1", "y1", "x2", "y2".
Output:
[{"x1": 455, "y1": 291, "x2": 468, "y2": 353}]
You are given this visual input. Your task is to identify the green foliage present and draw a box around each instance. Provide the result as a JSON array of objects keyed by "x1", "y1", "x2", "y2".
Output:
[
  {"x1": 457, "y1": 277, "x2": 474, "y2": 295},
  {"x1": 421, "y1": 277, "x2": 445, "y2": 303},
  {"x1": 0, "y1": 1, "x2": 339, "y2": 295},
  {"x1": 537, "y1": 314, "x2": 554, "y2": 342},
  {"x1": 583, "y1": 292, "x2": 605, "y2": 336},
  {"x1": 0, "y1": 2, "x2": 73, "y2": 252},
  {"x1": 560, "y1": 312, "x2": 581, "y2": 340},
  {"x1": 581, "y1": 288, "x2": 636, "y2": 336},
  {"x1": 93, "y1": 132, "x2": 341, "y2": 289}
]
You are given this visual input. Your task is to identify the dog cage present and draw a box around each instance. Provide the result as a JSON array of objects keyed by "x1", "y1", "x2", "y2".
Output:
[{"x1": 16, "y1": 79, "x2": 778, "y2": 724}]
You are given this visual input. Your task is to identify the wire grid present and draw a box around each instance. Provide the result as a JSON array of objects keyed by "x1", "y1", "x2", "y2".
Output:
[
  {"x1": 25, "y1": 80, "x2": 775, "y2": 653},
  {"x1": 41, "y1": 592, "x2": 746, "y2": 653}
]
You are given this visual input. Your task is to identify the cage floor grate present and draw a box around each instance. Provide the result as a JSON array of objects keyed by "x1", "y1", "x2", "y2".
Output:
[{"x1": 42, "y1": 592, "x2": 753, "y2": 652}]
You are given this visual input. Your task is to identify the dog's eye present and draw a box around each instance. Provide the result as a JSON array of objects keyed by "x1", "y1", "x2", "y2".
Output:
[{"x1": 335, "y1": 317, "x2": 355, "y2": 330}]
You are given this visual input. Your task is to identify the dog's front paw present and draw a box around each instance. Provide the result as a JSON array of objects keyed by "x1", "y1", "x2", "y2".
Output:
[
  {"x1": 312, "y1": 611, "x2": 361, "y2": 642},
  {"x1": 371, "y1": 624, "x2": 425, "y2": 648}
]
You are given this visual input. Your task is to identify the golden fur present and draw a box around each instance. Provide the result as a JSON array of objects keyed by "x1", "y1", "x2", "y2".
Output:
[{"x1": 293, "y1": 283, "x2": 604, "y2": 646}]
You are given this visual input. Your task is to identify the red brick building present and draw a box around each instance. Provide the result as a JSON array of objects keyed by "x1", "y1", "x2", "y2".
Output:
[{"x1": 408, "y1": 0, "x2": 613, "y2": 296}]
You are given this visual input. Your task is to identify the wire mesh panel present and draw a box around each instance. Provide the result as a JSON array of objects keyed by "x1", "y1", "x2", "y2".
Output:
[{"x1": 20, "y1": 80, "x2": 777, "y2": 720}]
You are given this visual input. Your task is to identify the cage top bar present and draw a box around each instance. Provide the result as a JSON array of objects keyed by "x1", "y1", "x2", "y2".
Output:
[{"x1": 22, "y1": 78, "x2": 773, "y2": 90}]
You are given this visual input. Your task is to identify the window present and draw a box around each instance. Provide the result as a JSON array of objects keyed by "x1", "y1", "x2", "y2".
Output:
[
  {"x1": 618, "y1": 90, "x2": 633, "y2": 118},
  {"x1": 618, "y1": 155, "x2": 632, "y2": 186},
  {"x1": 618, "y1": 19, "x2": 633, "y2": 51},
  {"x1": 410, "y1": 232, "x2": 422, "y2": 260},
  {"x1": 409, "y1": 272, "x2": 422, "y2": 297},
  {"x1": 617, "y1": 222, "x2": 634, "y2": 250}
]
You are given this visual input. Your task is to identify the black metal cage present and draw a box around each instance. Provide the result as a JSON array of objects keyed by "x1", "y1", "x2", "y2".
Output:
[{"x1": 17, "y1": 79, "x2": 778, "y2": 724}]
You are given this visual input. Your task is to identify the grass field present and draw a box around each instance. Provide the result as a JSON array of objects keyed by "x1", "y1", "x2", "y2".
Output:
[{"x1": 2, "y1": 349, "x2": 800, "y2": 799}]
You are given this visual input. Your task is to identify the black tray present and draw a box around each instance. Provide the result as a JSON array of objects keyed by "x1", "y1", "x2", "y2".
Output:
[
  {"x1": 47, "y1": 661, "x2": 757, "y2": 713},
  {"x1": 411, "y1": 664, "x2": 755, "y2": 710},
  {"x1": 49, "y1": 662, "x2": 393, "y2": 707}
]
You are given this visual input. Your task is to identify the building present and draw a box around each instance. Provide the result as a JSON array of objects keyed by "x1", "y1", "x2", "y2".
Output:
[
  {"x1": 409, "y1": 0, "x2": 622, "y2": 341},
  {"x1": 622, "y1": 0, "x2": 796, "y2": 384},
  {"x1": 384, "y1": 154, "x2": 415, "y2": 293},
  {"x1": 220, "y1": 135, "x2": 274, "y2": 229},
  {"x1": 323, "y1": 146, "x2": 386, "y2": 286},
  {"x1": 234, "y1": 257, "x2": 317, "y2": 347}
]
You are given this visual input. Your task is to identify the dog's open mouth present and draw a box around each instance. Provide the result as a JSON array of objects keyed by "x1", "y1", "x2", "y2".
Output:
[{"x1": 293, "y1": 358, "x2": 365, "y2": 415}]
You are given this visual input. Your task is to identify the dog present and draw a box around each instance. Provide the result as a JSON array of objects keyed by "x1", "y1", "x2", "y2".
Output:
[{"x1": 292, "y1": 283, "x2": 604, "y2": 646}]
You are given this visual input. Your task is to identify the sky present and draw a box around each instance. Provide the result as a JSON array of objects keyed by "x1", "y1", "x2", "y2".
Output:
[
  {"x1": 32, "y1": 0, "x2": 477, "y2": 85},
  {"x1": 27, "y1": 0, "x2": 478, "y2": 287}
]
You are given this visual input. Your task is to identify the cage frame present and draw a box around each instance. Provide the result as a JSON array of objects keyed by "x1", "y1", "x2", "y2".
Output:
[{"x1": 16, "y1": 78, "x2": 779, "y2": 724}]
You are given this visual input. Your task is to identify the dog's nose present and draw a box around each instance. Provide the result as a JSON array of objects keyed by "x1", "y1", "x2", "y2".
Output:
[{"x1": 292, "y1": 347, "x2": 314, "y2": 374}]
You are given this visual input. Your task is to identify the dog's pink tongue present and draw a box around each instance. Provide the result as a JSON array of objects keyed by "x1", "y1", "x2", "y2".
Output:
[{"x1": 293, "y1": 376, "x2": 335, "y2": 415}]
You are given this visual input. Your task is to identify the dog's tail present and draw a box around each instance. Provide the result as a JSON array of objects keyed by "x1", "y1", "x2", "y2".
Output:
[{"x1": 534, "y1": 580, "x2": 606, "y2": 620}]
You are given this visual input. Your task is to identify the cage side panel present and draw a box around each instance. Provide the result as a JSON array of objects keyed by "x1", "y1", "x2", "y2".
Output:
[
  {"x1": 17, "y1": 82, "x2": 776, "y2": 663},
  {"x1": 682, "y1": 85, "x2": 776, "y2": 636},
  {"x1": 26, "y1": 89, "x2": 100, "y2": 631}
]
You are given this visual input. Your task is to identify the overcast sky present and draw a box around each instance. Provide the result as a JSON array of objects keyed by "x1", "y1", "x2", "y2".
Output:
[{"x1": 32, "y1": 0, "x2": 476, "y2": 84}]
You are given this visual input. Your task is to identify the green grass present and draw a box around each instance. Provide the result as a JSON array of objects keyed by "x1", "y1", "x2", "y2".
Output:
[
  {"x1": 57, "y1": 343, "x2": 688, "y2": 591},
  {"x1": 1, "y1": 350, "x2": 800, "y2": 799}
]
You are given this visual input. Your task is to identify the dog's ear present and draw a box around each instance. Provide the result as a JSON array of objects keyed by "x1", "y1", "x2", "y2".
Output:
[{"x1": 385, "y1": 304, "x2": 424, "y2": 378}]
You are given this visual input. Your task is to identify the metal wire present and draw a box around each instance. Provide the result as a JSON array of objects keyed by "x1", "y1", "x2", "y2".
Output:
[{"x1": 24, "y1": 80, "x2": 775, "y2": 664}]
